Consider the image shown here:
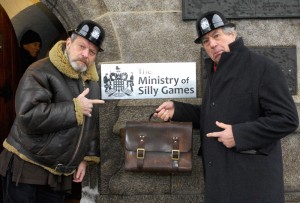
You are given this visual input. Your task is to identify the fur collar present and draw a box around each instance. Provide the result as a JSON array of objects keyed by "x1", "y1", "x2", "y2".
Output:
[{"x1": 49, "y1": 40, "x2": 99, "y2": 82}]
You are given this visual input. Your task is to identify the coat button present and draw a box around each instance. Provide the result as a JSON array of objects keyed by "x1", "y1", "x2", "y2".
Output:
[{"x1": 208, "y1": 161, "x2": 213, "y2": 167}]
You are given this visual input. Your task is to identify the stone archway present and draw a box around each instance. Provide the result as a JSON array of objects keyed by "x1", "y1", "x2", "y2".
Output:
[{"x1": 40, "y1": 0, "x2": 82, "y2": 30}]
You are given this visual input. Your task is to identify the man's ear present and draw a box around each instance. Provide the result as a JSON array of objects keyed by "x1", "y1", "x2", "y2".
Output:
[
  {"x1": 232, "y1": 31, "x2": 237, "y2": 39},
  {"x1": 65, "y1": 37, "x2": 72, "y2": 49}
]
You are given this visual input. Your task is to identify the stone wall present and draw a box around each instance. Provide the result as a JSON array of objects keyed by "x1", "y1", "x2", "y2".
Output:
[{"x1": 40, "y1": 0, "x2": 300, "y2": 202}]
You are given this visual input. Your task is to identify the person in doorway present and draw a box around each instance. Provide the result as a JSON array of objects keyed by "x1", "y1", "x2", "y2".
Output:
[
  {"x1": 19, "y1": 29, "x2": 42, "y2": 76},
  {"x1": 0, "y1": 20, "x2": 105, "y2": 203},
  {"x1": 154, "y1": 11, "x2": 299, "y2": 203}
]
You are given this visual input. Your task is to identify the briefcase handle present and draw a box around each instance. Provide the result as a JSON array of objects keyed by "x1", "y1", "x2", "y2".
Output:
[{"x1": 148, "y1": 113, "x2": 170, "y2": 122}]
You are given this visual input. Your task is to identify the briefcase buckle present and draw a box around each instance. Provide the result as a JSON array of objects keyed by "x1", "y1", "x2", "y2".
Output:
[
  {"x1": 137, "y1": 148, "x2": 145, "y2": 159},
  {"x1": 172, "y1": 150, "x2": 180, "y2": 160}
]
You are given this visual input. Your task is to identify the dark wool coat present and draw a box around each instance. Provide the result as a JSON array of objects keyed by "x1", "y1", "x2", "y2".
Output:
[{"x1": 173, "y1": 38, "x2": 299, "y2": 203}]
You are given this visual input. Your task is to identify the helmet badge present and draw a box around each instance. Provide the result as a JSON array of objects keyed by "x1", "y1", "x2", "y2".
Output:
[
  {"x1": 91, "y1": 27, "x2": 101, "y2": 40},
  {"x1": 78, "y1": 25, "x2": 89, "y2": 36},
  {"x1": 200, "y1": 18, "x2": 211, "y2": 33},
  {"x1": 212, "y1": 14, "x2": 225, "y2": 27}
]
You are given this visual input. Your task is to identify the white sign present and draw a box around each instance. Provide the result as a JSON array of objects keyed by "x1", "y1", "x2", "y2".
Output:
[{"x1": 100, "y1": 62, "x2": 196, "y2": 100}]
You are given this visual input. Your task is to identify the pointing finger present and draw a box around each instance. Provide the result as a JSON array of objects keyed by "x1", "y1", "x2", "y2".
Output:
[
  {"x1": 215, "y1": 121, "x2": 228, "y2": 129},
  {"x1": 207, "y1": 132, "x2": 220, "y2": 138},
  {"x1": 90, "y1": 99, "x2": 105, "y2": 104},
  {"x1": 80, "y1": 88, "x2": 90, "y2": 97}
]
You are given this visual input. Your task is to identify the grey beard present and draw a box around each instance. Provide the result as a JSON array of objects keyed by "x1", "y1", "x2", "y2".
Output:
[
  {"x1": 65, "y1": 50, "x2": 87, "y2": 72},
  {"x1": 70, "y1": 61, "x2": 87, "y2": 72}
]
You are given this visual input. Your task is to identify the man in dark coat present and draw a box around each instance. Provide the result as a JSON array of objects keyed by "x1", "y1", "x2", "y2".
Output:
[
  {"x1": 155, "y1": 11, "x2": 299, "y2": 203},
  {"x1": 19, "y1": 29, "x2": 42, "y2": 77},
  {"x1": 0, "y1": 20, "x2": 105, "y2": 202}
]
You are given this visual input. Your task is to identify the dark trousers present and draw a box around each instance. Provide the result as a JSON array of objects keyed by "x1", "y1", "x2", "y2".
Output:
[{"x1": 1, "y1": 169, "x2": 65, "y2": 203}]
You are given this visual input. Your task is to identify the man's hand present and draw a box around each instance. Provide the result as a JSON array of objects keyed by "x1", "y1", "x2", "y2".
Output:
[
  {"x1": 77, "y1": 88, "x2": 105, "y2": 117},
  {"x1": 73, "y1": 160, "x2": 87, "y2": 183},
  {"x1": 206, "y1": 121, "x2": 236, "y2": 148},
  {"x1": 153, "y1": 101, "x2": 175, "y2": 121}
]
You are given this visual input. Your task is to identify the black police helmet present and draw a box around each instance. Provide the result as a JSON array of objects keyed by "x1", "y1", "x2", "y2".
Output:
[
  {"x1": 194, "y1": 11, "x2": 235, "y2": 44},
  {"x1": 68, "y1": 20, "x2": 105, "y2": 52}
]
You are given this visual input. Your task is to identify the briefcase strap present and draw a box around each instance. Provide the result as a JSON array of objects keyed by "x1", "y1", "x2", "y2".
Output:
[
  {"x1": 172, "y1": 137, "x2": 180, "y2": 171},
  {"x1": 137, "y1": 135, "x2": 145, "y2": 169},
  {"x1": 136, "y1": 135, "x2": 181, "y2": 170}
]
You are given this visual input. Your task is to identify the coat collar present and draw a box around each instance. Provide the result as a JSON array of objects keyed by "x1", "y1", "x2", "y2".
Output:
[
  {"x1": 48, "y1": 40, "x2": 99, "y2": 82},
  {"x1": 204, "y1": 37, "x2": 247, "y2": 73},
  {"x1": 228, "y1": 37, "x2": 247, "y2": 53}
]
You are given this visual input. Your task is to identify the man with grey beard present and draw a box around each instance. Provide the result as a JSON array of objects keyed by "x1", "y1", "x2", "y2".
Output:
[{"x1": 0, "y1": 20, "x2": 105, "y2": 203}]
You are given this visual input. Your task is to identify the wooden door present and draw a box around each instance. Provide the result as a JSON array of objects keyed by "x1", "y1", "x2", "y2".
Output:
[{"x1": 0, "y1": 4, "x2": 19, "y2": 152}]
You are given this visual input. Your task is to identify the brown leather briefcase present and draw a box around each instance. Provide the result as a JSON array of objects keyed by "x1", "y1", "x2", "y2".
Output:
[{"x1": 123, "y1": 120, "x2": 193, "y2": 173}]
